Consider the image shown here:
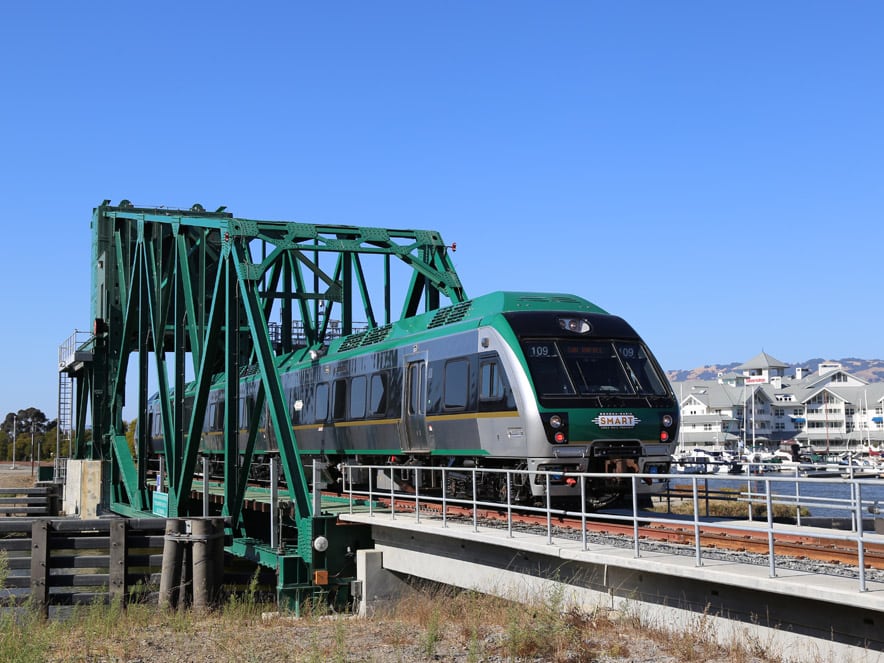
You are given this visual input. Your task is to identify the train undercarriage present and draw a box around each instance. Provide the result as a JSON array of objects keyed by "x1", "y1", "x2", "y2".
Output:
[{"x1": 193, "y1": 450, "x2": 666, "y2": 511}]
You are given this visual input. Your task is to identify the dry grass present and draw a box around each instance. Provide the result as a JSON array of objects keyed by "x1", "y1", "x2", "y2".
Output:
[
  {"x1": 0, "y1": 467, "x2": 793, "y2": 662},
  {"x1": 652, "y1": 487, "x2": 810, "y2": 520},
  {"x1": 0, "y1": 464, "x2": 40, "y2": 490},
  {"x1": 0, "y1": 581, "x2": 795, "y2": 663}
]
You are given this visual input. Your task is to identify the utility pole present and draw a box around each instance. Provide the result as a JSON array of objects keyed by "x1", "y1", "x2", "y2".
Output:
[{"x1": 11, "y1": 413, "x2": 16, "y2": 469}]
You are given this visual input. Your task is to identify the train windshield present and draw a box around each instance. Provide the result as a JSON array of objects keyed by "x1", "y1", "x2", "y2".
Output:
[{"x1": 522, "y1": 338, "x2": 669, "y2": 397}]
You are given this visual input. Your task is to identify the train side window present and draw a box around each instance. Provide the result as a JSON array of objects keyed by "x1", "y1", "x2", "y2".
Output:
[
  {"x1": 314, "y1": 383, "x2": 329, "y2": 423},
  {"x1": 369, "y1": 372, "x2": 388, "y2": 416},
  {"x1": 407, "y1": 362, "x2": 426, "y2": 415},
  {"x1": 350, "y1": 375, "x2": 367, "y2": 419},
  {"x1": 443, "y1": 358, "x2": 469, "y2": 410},
  {"x1": 332, "y1": 379, "x2": 348, "y2": 420},
  {"x1": 183, "y1": 397, "x2": 194, "y2": 426},
  {"x1": 480, "y1": 359, "x2": 505, "y2": 400}
]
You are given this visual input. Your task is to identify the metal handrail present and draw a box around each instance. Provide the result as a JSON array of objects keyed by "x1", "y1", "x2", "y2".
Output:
[{"x1": 341, "y1": 463, "x2": 884, "y2": 593}]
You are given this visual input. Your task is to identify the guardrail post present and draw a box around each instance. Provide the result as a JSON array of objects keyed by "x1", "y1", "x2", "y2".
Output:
[
  {"x1": 202, "y1": 456, "x2": 210, "y2": 518},
  {"x1": 441, "y1": 467, "x2": 448, "y2": 528},
  {"x1": 472, "y1": 468, "x2": 478, "y2": 533},
  {"x1": 765, "y1": 479, "x2": 776, "y2": 578},
  {"x1": 579, "y1": 475, "x2": 586, "y2": 549},
  {"x1": 856, "y1": 482, "x2": 867, "y2": 592},
  {"x1": 692, "y1": 477, "x2": 702, "y2": 567},
  {"x1": 270, "y1": 457, "x2": 279, "y2": 549},
  {"x1": 506, "y1": 470, "x2": 514, "y2": 539},
  {"x1": 632, "y1": 476, "x2": 640, "y2": 558},
  {"x1": 30, "y1": 520, "x2": 50, "y2": 617},
  {"x1": 415, "y1": 468, "x2": 422, "y2": 525},
  {"x1": 109, "y1": 519, "x2": 127, "y2": 604},
  {"x1": 312, "y1": 459, "x2": 323, "y2": 516}
]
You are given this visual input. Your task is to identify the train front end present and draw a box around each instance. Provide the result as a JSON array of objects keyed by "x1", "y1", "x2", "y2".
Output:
[{"x1": 503, "y1": 307, "x2": 679, "y2": 507}]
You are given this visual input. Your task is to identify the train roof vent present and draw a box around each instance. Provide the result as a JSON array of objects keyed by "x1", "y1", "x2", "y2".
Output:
[
  {"x1": 427, "y1": 301, "x2": 473, "y2": 329},
  {"x1": 360, "y1": 323, "x2": 393, "y2": 346},
  {"x1": 338, "y1": 324, "x2": 393, "y2": 352}
]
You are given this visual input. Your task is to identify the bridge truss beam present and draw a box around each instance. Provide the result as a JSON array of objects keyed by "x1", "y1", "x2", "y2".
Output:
[{"x1": 70, "y1": 201, "x2": 466, "y2": 599}]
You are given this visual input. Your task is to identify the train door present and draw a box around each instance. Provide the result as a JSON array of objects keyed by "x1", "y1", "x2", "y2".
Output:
[{"x1": 402, "y1": 354, "x2": 429, "y2": 451}]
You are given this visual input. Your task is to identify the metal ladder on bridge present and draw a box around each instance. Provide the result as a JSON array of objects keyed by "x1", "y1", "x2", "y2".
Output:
[{"x1": 55, "y1": 360, "x2": 73, "y2": 482}]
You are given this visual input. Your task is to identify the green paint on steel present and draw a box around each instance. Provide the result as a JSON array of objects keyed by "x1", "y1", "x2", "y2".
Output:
[{"x1": 69, "y1": 200, "x2": 466, "y2": 589}]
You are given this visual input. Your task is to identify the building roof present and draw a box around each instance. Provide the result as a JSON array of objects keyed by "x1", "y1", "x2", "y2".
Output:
[{"x1": 735, "y1": 351, "x2": 789, "y2": 371}]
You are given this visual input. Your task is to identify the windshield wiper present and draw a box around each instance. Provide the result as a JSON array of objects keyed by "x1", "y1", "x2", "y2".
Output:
[{"x1": 624, "y1": 363, "x2": 643, "y2": 392}]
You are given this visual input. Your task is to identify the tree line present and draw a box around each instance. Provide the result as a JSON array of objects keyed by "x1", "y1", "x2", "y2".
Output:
[
  {"x1": 0, "y1": 408, "x2": 62, "y2": 462},
  {"x1": 0, "y1": 410, "x2": 138, "y2": 463}
]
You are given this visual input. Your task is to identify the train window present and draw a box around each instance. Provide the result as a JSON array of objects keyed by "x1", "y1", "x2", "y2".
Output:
[
  {"x1": 480, "y1": 359, "x2": 505, "y2": 400},
  {"x1": 183, "y1": 397, "x2": 194, "y2": 430},
  {"x1": 350, "y1": 375, "x2": 367, "y2": 419},
  {"x1": 369, "y1": 372, "x2": 388, "y2": 416},
  {"x1": 332, "y1": 379, "x2": 348, "y2": 420},
  {"x1": 314, "y1": 383, "x2": 329, "y2": 423},
  {"x1": 443, "y1": 358, "x2": 469, "y2": 410},
  {"x1": 407, "y1": 362, "x2": 426, "y2": 415},
  {"x1": 613, "y1": 342, "x2": 669, "y2": 396},
  {"x1": 559, "y1": 340, "x2": 631, "y2": 394},
  {"x1": 522, "y1": 340, "x2": 576, "y2": 396}
]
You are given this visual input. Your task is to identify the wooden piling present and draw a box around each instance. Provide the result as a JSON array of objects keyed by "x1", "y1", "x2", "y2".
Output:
[{"x1": 158, "y1": 518, "x2": 184, "y2": 610}]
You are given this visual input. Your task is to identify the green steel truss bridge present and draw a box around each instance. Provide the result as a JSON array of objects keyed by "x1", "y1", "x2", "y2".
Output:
[{"x1": 64, "y1": 200, "x2": 467, "y2": 605}]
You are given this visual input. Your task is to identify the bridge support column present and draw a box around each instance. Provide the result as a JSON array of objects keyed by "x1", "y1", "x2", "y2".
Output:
[
  {"x1": 355, "y1": 549, "x2": 415, "y2": 617},
  {"x1": 158, "y1": 519, "x2": 185, "y2": 610}
]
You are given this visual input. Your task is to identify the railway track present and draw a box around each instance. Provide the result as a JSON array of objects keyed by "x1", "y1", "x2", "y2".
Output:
[{"x1": 367, "y1": 493, "x2": 884, "y2": 571}]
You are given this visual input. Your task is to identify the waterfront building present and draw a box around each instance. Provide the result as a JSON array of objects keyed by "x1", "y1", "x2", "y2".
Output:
[{"x1": 670, "y1": 352, "x2": 884, "y2": 454}]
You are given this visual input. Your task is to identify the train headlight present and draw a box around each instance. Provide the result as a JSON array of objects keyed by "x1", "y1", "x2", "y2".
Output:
[
  {"x1": 662, "y1": 415, "x2": 673, "y2": 428},
  {"x1": 558, "y1": 317, "x2": 592, "y2": 334},
  {"x1": 313, "y1": 536, "x2": 329, "y2": 552},
  {"x1": 543, "y1": 412, "x2": 568, "y2": 444}
]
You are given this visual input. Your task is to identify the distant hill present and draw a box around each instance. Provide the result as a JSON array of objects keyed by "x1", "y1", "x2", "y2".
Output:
[{"x1": 666, "y1": 357, "x2": 884, "y2": 384}]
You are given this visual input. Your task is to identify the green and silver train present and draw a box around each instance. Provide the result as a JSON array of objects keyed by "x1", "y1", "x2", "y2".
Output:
[{"x1": 147, "y1": 291, "x2": 679, "y2": 508}]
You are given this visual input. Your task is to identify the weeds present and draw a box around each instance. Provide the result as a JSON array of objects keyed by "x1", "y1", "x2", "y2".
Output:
[
  {"x1": 422, "y1": 606, "x2": 441, "y2": 657},
  {"x1": 0, "y1": 578, "x2": 791, "y2": 663},
  {"x1": 0, "y1": 550, "x2": 7, "y2": 590},
  {"x1": 654, "y1": 487, "x2": 811, "y2": 519}
]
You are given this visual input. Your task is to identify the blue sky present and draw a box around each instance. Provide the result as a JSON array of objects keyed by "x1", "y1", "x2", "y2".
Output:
[{"x1": 1, "y1": 2, "x2": 882, "y2": 420}]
